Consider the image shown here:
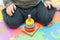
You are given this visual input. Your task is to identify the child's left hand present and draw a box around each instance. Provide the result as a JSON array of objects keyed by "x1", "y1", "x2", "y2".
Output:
[{"x1": 44, "y1": 1, "x2": 56, "y2": 8}]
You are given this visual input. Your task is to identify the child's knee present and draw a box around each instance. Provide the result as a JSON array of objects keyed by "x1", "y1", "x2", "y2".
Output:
[
  {"x1": 37, "y1": 15, "x2": 52, "y2": 26},
  {"x1": 3, "y1": 15, "x2": 23, "y2": 28},
  {"x1": 4, "y1": 18, "x2": 23, "y2": 28}
]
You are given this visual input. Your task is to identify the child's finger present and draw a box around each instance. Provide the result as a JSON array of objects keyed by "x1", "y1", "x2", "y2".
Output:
[
  {"x1": 9, "y1": 9, "x2": 13, "y2": 16},
  {"x1": 13, "y1": 5, "x2": 16, "y2": 10},
  {"x1": 6, "y1": 8, "x2": 13, "y2": 16},
  {"x1": 44, "y1": 3, "x2": 47, "y2": 7},
  {"x1": 11, "y1": 7, "x2": 14, "y2": 13},
  {"x1": 51, "y1": 3, "x2": 56, "y2": 8},
  {"x1": 47, "y1": 3, "x2": 51, "y2": 8}
]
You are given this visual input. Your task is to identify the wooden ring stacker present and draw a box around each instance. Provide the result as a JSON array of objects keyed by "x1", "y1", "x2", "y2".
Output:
[{"x1": 25, "y1": 14, "x2": 35, "y2": 32}]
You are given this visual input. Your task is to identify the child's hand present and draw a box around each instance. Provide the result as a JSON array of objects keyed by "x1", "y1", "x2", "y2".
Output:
[
  {"x1": 44, "y1": 1, "x2": 55, "y2": 8},
  {"x1": 6, "y1": 4, "x2": 16, "y2": 16}
]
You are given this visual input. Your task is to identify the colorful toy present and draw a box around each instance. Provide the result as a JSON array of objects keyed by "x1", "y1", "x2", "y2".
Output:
[
  {"x1": 25, "y1": 14, "x2": 35, "y2": 32},
  {"x1": 22, "y1": 14, "x2": 38, "y2": 36}
]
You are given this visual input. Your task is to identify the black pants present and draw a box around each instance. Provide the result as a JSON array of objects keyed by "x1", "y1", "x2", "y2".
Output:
[{"x1": 2, "y1": 2, "x2": 56, "y2": 28}]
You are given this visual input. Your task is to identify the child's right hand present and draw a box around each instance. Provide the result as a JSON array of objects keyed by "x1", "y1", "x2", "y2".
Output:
[{"x1": 6, "y1": 4, "x2": 16, "y2": 16}]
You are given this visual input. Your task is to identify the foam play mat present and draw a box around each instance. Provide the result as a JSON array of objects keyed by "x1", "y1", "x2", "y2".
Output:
[
  {"x1": 0, "y1": 5, "x2": 60, "y2": 40},
  {"x1": 52, "y1": 0, "x2": 60, "y2": 10}
]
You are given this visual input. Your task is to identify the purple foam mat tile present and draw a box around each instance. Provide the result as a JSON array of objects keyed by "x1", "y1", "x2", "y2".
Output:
[{"x1": 0, "y1": 21, "x2": 15, "y2": 40}]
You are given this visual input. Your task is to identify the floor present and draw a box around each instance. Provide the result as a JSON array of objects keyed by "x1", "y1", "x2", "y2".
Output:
[{"x1": 0, "y1": 6, "x2": 60, "y2": 40}]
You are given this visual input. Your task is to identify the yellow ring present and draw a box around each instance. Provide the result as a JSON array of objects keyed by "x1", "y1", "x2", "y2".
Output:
[{"x1": 26, "y1": 19, "x2": 34, "y2": 26}]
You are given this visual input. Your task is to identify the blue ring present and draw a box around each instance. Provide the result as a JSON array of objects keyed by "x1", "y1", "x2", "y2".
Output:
[{"x1": 26, "y1": 24, "x2": 34, "y2": 28}]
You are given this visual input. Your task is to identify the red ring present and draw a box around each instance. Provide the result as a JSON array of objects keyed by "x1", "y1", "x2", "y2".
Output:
[{"x1": 24, "y1": 26, "x2": 35, "y2": 32}]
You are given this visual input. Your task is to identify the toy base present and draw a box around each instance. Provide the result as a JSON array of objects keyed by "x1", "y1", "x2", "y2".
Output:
[{"x1": 22, "y1": 25, "x2": 38, "y2": 36}]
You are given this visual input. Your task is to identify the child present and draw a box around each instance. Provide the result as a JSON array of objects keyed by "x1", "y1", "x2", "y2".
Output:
[{"x1": 2, "y1": 0, "x2": 56, "y2": 28}]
